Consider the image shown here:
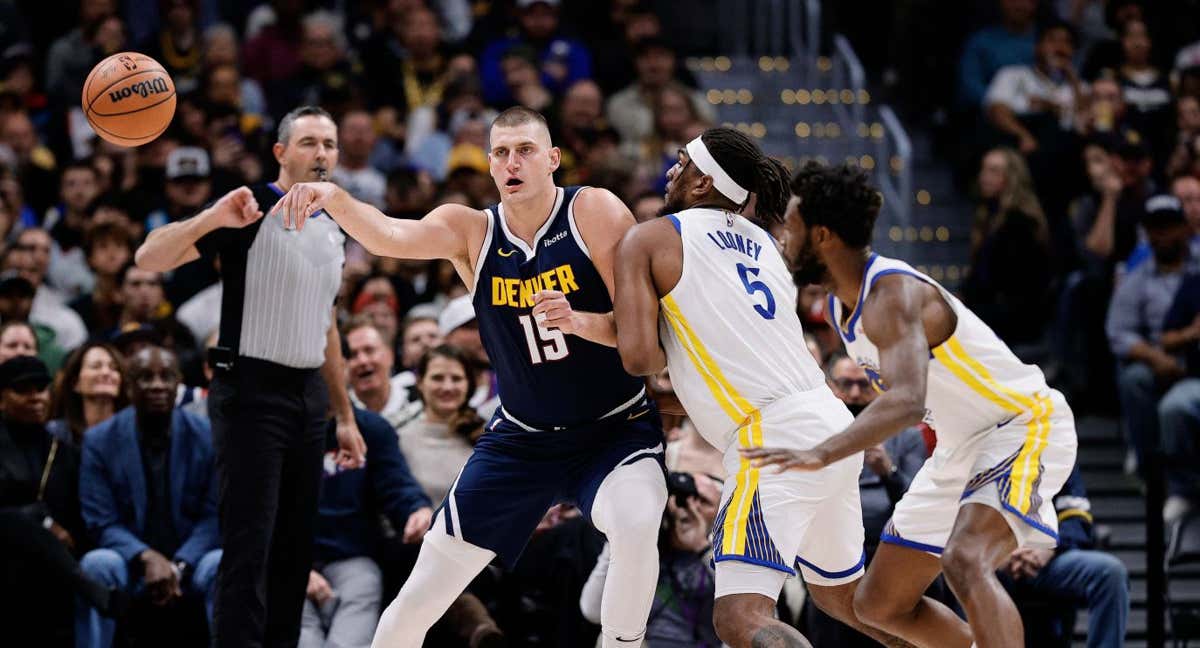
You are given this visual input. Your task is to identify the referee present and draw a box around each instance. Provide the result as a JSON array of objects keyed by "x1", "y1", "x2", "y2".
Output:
[{"x1": 135, "y1": 105, "x2": 366, "y2": 648}]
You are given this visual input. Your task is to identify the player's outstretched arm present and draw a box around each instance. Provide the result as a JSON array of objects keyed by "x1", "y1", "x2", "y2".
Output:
[
  {"x1": 743, "y1": 275, "x2": 931, "y2": 472},
  {"x1": 270, "y1": 182, "x2": 473, "y2": 262},
  {"x1": 614, "y1": 219, "x2": 670, "y2": 376},
  {"x1": 533, "y1": 188, "x2": 637, "y2": 347}
]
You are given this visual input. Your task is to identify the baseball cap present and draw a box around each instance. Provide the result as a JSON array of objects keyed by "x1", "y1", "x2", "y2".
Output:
[
  {"x1": 1143, "y1": 194, "x2": 1186, "y2": 229},
  {"x1": 0, "y1": 270, "x2": 35, "y2": 298},
  {"x1": 111, "y1": 322, "x2": 163, "y2": 349},
  {"x1": 438, "y1": 294, "x2": 476, "y2": 335},
  {"x1": 516, "y1": 0, "x2": 559, "y2": 8},
  {"x1": 165, "y1": 147, "x2": 211, "y2": 181},
  {"x1": 0, "y1": 355, "x2": 51, "y2": 391},
  {"x1": 446, "y1": 144, "x2": 489, "y2": 175}
]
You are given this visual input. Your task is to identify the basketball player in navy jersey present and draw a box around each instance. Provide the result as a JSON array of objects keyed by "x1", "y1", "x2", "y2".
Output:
[{"x1": 271, "y1": 107, "x2": 668, "y2": 648}]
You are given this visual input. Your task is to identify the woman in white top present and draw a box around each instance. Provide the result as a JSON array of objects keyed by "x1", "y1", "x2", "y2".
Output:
[{"x1": 397, "y1": 344, "x2": 483, "y2": 502}]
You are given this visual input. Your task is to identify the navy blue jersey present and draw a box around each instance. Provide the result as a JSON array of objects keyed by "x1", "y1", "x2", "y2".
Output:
[{"x1": 472, "y1": 186, "x2": 643, "y2": 429}]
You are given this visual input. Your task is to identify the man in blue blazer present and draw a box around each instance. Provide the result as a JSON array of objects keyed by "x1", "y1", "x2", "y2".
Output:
[{"x1": 77, "y1": 346, "x2": 221, "y2": 648}]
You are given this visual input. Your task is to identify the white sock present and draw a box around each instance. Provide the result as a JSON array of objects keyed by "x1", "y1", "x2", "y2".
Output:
[
  {"x1": 589, "y1": 458, "x2": 669, "y2": 648},
  {"x1": 370, "y1": 519, "x2": 494, "y2": 648}
]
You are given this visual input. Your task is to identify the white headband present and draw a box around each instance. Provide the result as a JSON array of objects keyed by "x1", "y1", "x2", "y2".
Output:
[{"x1": 685, "y1": 136, "x2": 749, "y2": 204}]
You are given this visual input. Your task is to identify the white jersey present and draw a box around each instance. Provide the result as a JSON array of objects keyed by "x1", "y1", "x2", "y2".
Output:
[
  {"x1": 832, "y1": 254, "x2": 1052, "y2": 450},
  {"x1": 658, "y1": 208, "x2": 828, "y2": 451}
]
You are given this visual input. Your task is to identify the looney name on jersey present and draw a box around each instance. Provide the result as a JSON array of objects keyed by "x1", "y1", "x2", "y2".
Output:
[
  {"x1": 491, "y1": 263, "x2": 581, "y2": 308},
  {"x1": 706, "y1": 230, "x2": 763, "y2": 261}
]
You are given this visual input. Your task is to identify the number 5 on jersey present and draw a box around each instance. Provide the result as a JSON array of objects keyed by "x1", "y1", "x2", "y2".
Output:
[
  {"x1": 519, "y1": 314, "x2": 570, "y2": 364},
  {"x1": 737, "y1": 263, "x2": 776, "y2": 319}
]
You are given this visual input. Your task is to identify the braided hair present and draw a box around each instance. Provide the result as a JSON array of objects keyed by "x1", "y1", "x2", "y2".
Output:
[{"x1": 701, "y1": 127, "x2": 793, "y2": 224}]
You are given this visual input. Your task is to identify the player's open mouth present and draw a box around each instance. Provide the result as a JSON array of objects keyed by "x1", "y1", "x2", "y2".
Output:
[{"x1": 505, "y1": 178, "x2": 523, "y2": 187}]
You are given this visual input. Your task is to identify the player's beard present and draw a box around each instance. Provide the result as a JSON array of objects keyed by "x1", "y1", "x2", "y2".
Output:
[{"x1": 790, "y1": 240, "x2": 827, "y2": 287}]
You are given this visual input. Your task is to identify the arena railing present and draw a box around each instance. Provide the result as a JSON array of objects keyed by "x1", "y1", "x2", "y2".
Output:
[{"x1": 877, "y1": 104, "x2": 914, "y2": 241}]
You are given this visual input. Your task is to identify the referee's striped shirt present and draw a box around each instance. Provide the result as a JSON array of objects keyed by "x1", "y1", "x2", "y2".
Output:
[{"x1": 195, "y1": 182, "x2": 345, "y2": 369}]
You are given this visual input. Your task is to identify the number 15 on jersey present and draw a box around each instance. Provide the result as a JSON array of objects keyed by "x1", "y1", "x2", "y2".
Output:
[{"x1": 519, "y1": 314, "x2": 569, "y2": 364}]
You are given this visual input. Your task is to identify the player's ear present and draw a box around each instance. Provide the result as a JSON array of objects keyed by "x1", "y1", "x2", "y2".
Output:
[
  {"x1": 548, "y1": 146, "x2": 561, "y2": 174},
  {"x1": 693, "y1": 173, "x2": 714, "y2": 200},
  {"x1": 272, "y1": 141, "x2": 286, "y2": 165}
]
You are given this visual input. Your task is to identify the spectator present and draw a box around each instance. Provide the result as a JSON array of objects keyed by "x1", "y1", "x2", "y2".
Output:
[
  {"x1": 349, "y1": 274, "x2": 408, "y2": 345},
  {"x1": 396, "y1": 312, "x2": 443, "y2": 382},
  {"x1": 479, "y1": 0, "x2": 592, "y2": 106},
  {"x1": 1155, "y1": 217, "x2": 1200, "y2": 518},
  {"x1": 437, "y1": 294, "x2": 497, "y2": 417},
  {"x1": 630, "y1": 83, "x2": 702, "y2": 190},
  {"x1": 396, "y1": 344, "x2": 481, "y2": 503},
  {"x1": 499, "y1": 46, "x2": 555, "y2": 113},
  {"x1": 983, "y1": 19, "x2": 1084, "y2": 162},
  {"x1": 553, "y1": 79, "x2": 604, "y2": 184},
  {"x1": 145, "y1": 147, "x2": 213, "y2": 233},
  {"x1": 961, "y1": 147, "x2": 1055, "y2": 346},
  {"x1": 1077, "y1": 0, "x2": 1145, "y2": 80},
  {"x1": 69, "y1": 222, "x2": 134, "y2": 334},
  {"x1": 606, "y1": 36, "x2": 715, "y2": 150},
  {"x1": 43, "y1": 0, "x2": 116, "y2": 111},
  {"x1": 265, "y1": 10, "x2": 364, "y2": 124},
  {"x1": 0, "y1": 355, "x2": 118, "y2": 647},
  {"x1": 48, "y1": 342, "x2": 126, "y2": 445},
  {"x1": 140, "y1": 0, "x2": 203, "y2": 95},
  {"x1": 805, "y1": 353, "x2": 928, "y2": 647},
  {"x1": 241, "y1": 0, "x2": 305, "y2": 86},
  {"x1": 346, "y1": 318, "x2": 420, "y2": 430},
  {"x1": 998, "y1": 466, "x2": 1130, "y2": 647},
  {"x1": 581, "y1": 471, "x2": 723, "y2": 647},
  {"x1": 957, "y1": 0, "x2": 1039, "y2": 110},
  {"x1": 1107, "y1": 195, "x2": 1193, "y2": 475},
  {"x1": 0, "y1": 318, "x2": 37, "y2": 365},
  {"x1": 0, "y1": 110, "x2": 56, "y2": 214},
  {"x1": 362, "y1": 4, "x2": 451, "y2": 118},
  {"x1": 0, "y1": 266, "x2": 65, "y2": 370},
  {"x1": 8, "y1": 230, "x2": 89, "y2": 352},
  {"x1": 105, "y1": 264, "x2": 196, "y2": 352},
  {"x1": 1167, "y1": 95, "x2": 1200, "y2": 179},
  {"x1": 630, "y1": 190, "x2": 665, "y2": 224},
  {"x1": 1072, "y1": 131, "x2": 1156, "y2": 271},
  {"x1": 1079, "y1": 77, "x2": 1131, "y2": 138},
  {"x1": 330, "y1": 110, "x2": 386, "y2": 209},
  {"x1": 200, "y1": 23, "x2": 268, "y2": 119},
  {"x1": 77, "y1": 346, "x2": 221, "y2": 647},
  {"x1": 1111, "y1": 18, "x2": 1173, "y2": 164},
  {"x1": 41, "y1": 161, "x2": 101, "y2": 300},
  {"x1": 301, "y1": 406, "x2": 433, "y2": 648}
]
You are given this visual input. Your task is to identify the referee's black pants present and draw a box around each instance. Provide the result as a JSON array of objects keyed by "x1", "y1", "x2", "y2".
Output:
[{"x1": 209, "y1": 357, "x2": 329, "y2": 648}]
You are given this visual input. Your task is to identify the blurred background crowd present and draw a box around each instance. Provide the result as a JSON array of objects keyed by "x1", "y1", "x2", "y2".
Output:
[{"x1": 1, "y1": 0, "x2": 1200, "y2": 646}]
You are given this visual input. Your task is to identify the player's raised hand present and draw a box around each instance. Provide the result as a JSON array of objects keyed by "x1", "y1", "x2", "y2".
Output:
[
  {"x1": 269, "y1": 181, "x2": 339, "y2": 231},
  {"x1": 532, "y1": 290, "x2": 579, "y2": 334},
  {"x1": 209, "y1": 186, "x2": 263, "y2": 229},
  {"x1": 740, "y1": 446, "x2": 827, "y2": 472}
]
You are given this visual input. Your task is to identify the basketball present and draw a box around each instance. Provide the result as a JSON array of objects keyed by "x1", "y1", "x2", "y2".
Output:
[{"x1": 82, "y1": 52, "x2": 176, "y2": 147}]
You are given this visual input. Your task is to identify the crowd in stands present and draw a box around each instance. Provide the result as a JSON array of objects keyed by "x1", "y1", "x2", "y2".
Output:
[{"x1": 3, "y1": 0, "x2": 1192, "y2": 645}]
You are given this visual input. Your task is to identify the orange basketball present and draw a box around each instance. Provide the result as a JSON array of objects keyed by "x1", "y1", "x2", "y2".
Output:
[{"x1": 82, "y1": 52, "x2": 176, "y2": 147}]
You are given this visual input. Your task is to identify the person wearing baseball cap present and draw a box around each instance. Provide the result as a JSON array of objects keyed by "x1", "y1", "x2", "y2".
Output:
[{"x1": 145, "y1": 147, "x2": 214, "y2": 233}]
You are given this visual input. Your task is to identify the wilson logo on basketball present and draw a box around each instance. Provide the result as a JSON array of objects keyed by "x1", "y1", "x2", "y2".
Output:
[{"x1": 108, "y1": 77, "x2": 170, "y2": 104}]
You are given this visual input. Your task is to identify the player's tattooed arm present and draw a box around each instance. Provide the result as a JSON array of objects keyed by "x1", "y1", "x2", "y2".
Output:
[
  {"x1": 744, "y1": 275, "x2": 931, "y2": 472},
  {"x1": 614, "y1": 221, "x2": 669, "y2": 375}
]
